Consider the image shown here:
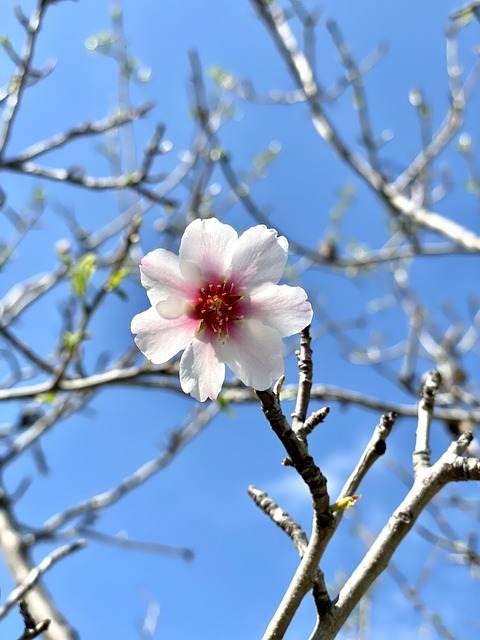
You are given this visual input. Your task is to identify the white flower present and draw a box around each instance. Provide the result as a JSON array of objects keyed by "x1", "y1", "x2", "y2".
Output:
[{"x1": 131, "y1": 218, "x2": 313, "y2": 401}]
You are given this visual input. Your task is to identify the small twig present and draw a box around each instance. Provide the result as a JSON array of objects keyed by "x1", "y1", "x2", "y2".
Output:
[
  {"x1": 0, "y1": 397, "x2": 78, "y2": 466},
  {"x1": 78, "y1": 527, "x2": 194, "y2": 561},
  {"x1": 0, "y1": 540, "x2": 86, "y2": 619},
  {"x1": 297, "y1": 406, "x2": 330, "y2": 440},
  {"x1": 337, "y1": 412, "x2": 397, "y2": 505},
  {"x1": 413, "y1": 370, "x2": 442, "y2": 477},
  {"x1": 17, "y1": 600, "x2": 51, "y2": 640},
  {"x1": 326, "y1": 19, "x2": 382, "y2": 173},
  {"x1": 35, "y1": 403, "x2": 218, "y2": 539},
  {"x1": 7, "y1": 103, "x2": 154, "y2": 163},
  {"x1": 248, "y1": 485, "x2": 331, "y2": 615},
  {"x1": 311, "y1": 432, "x2": 480, "y2": 639},
  {"x1": 291, "y1": 326, "x2": 313, "y2": 433},
  {"x1": 248, "y1": 485, "x2": 310, "y2": 555},
  {"x1": 0, "y1": 1, "x2": 48, "y2": 156}
]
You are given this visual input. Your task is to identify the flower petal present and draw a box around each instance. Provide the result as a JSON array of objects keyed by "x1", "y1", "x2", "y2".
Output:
[
  {"x1": 218, "y1": 318, "x2": 284, "y2": 390},
  {"x1": 156, "y1": 295, "x2": 187, "y2": 319},
  {"x1": 230, "y1": 225, "x2": 288, "y2": 289},
  {"x1": 248, "y1": 285, "x2": 313, "y2": 336},
  {"x1": 131, "y1": 307, "x2": 197, "y2": 364},
  {"x1": 140, "y1": 249, "x2": 195, "y2": 305},
  {"x1": 180, "y1": 337, "x2": 225, "y2": 401},
  {"x1": 179, "y1": 218, "x2": 238, "y2": 283}
]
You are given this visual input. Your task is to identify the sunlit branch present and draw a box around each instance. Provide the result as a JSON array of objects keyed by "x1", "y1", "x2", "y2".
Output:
[
  {"x1": 248, "y1": 486, "x2": 331, "y2": 616},
  {"x1": 336, "y1": 412, "x2": 396, "y2": 505},
  {"x1": 291, "y1": 326, "x2": 313, "y2": 433},
  {"x1": 310, "y1": 433, "x2": 480, "y2": 639},
  {"x1": 413, "y1": 370, "x2": 442, "y2": 476},
  {"x1": 255, "y1": 386, "x2": 332, "y2": 639},
  {"x1": 251, "y1": 0, "x2": 480, "y2": 252}
]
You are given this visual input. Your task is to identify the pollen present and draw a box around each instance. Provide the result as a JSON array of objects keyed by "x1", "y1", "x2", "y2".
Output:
[{"x1": 190, "y1": 280, "x2": 244, "y2": 339}]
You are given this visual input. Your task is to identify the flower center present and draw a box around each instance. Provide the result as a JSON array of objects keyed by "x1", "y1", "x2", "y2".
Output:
[{"x1": 191, "y1": 280, "x2": 244, "y2": 339}]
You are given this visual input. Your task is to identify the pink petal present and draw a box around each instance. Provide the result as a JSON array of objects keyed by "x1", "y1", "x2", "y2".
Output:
[
  {"x1": 131, "y1": 307, "x2": 197, "y2": 364},
  {"x1": 180, "y1": 337, "x2": 225, "y2": 401},
  {"x1": 248, "y1": 285, "x2": 313, "y2": 337},
  {"x1": 179, "y1": 218, "x2": 238, "y2": 284},
  {"x1": 140, "y1": 248, "x2": 195, "y2": 306},
  {"x1": 217, "y1": 318, "x2": 284, "y2": 390},
  {"x1": 230, "y1": 225, "x2": 288, "y2": 289}
]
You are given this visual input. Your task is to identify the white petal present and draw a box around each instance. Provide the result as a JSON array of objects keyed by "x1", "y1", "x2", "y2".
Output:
[
  {"x1": 230, "y1": 225, "x2": 288, "y2": 289},
  {"x1": 140, "y1": 249, "x2": 195, "y2": 305},
  {"x1": 179, "y1": 218, "x2": 238, "y2": 283},
  {"x1": 180, "y1": 337, "x2": 225, "y2": 401},
  {"x1": 131, "y1": 307, "x2": 197, "y2": 364},
  {"x1": 218, "y1": 318, "x2": 284, "y2": 390},
  {"x1": 156, "y1": 295, "x2": 187, "y2": 319},
  {"x1": 248, "y1": 285, "x2": 313, "y2": 337}
]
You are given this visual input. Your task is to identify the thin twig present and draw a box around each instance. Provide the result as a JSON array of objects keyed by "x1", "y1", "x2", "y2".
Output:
[
  {"x1": 413, "y1": 370, "x2": 442, "y2": 477},
  {"x1": 291, "y1": 326, "x2": 313, "y2": 433},
  {"x1": 0, "y1": 540, "x2": 85, "y2": 619},
  {"x1": 248, "y1": 485, "x2": 331, "y2": 615}
]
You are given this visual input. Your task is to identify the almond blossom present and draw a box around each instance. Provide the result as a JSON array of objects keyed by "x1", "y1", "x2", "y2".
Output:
[{"x1": 131, "y1": 218, "x2": 313, "y2": 401}]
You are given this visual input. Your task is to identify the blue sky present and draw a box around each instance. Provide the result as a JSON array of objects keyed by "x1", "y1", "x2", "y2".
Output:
[{"x1": 1, "y1": 0, "x2": 480, "y2": 638}]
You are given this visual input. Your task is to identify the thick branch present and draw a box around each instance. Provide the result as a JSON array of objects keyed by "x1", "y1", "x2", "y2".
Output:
[
  {"x1": 310, "y1": 434, "x2": 480, "y2": 639},
  {"x1": 0, "y1": 487, "x2": 80, "y2": 640}
]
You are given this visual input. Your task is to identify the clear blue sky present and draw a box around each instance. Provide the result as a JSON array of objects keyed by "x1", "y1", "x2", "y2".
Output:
[{"x1": 1, "y1": 0, "x2": 479, "y2": 638}]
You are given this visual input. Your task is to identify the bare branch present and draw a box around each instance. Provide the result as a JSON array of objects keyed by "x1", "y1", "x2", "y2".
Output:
[
  {"x1": 248, "y1": 485, "x2": 331, "y2": 615},
  {"x1": 413, "y1": 370, "x2": 442, "y2": 476},
  {"x1": 35, "y1": 403, "x2": 218, "y2": 539},
  {"x1": 0, "y1": 540, "x2": 85, "y2": 620},
  {"x1": 0, "y1": 1, "x2": 48, "y2": 155},
  {"x1": 337, "y1": 412, "x2": 396, "y2": 504},
  {"x1": 0, "y1": 483, "x2": 81, "y2": 640},
  {"x1": 291, "y1": 326, "x2": 313, "y2": 433}
]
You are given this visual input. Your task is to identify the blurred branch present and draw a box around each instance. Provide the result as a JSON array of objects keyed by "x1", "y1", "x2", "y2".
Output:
[
  {"x1": 77, "y1": 528, "x2": 193, "y2": 561},
  {"x1": 33, "y1": 403, "x2": 218, "y2": 540},
  {"x1": 0, "y1": 540, "x2": 85, "y2": 620},
  {"x1": 0, "y1": 1, "x2": 49, "y2": 156},
  {"x1": 393, "y1": 23, "x2": 480, "y2": 193},
  {"x1": 16, "y1": 599, "x2": 51, "y2": 640},
  {"x1": 8, "y1": 103, "x2": 154, "y2": 163},
  {"x1": 0, "y1": 483, "x2": 82, "y2": 640},
  {"x1": 2, "y1": 373, "x2": 480, "y2": 427}
]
